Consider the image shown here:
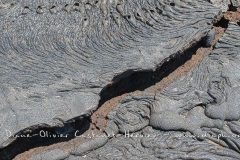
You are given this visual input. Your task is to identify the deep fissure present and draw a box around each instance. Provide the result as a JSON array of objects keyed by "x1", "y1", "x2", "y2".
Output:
[{"x1": 0, "y1": 16, "x2": 230, "y2": 160}]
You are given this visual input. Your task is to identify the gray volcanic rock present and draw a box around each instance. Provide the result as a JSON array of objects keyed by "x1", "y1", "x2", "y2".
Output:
[
  {"x1": 203, "y1": 28, "x2": 216, "y2": 47},
  {"x1": 76, "y1": 22, "x2": 240, "y2": 159},
  {"x1": 231, "y1": 0, "x2": 240, "y2": 7},
  {"x1": 0, "y1": 0, "x2": 220, "y2": 148},
  {"x1": 82, "y1": 127, "x2": 240, "y2": 160},
  {"x1": 210, "y1": 0, "x2": 231, "y2": 12},
  {"x1": 70, "y1": 133, "x2": 108, "y2": 156}
]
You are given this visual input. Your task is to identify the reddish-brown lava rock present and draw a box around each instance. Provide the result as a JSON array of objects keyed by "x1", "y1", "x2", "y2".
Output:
[
  {"x1": 224, "y1": 6, "x2": 240, "y2": 22},
  {"x1": 12, "y1": 17, "x2": 227, "y2": 160}
]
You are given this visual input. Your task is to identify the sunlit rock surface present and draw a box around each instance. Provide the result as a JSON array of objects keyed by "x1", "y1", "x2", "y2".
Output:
[
  {"x1": 81, "y1": 22, "x2": 240, "y2": 160},
  {"x1": 0, "y1": 0, "x2": 221, "y2": 148},
  {"x1": 210, "y1": 0, "x2": 230, "y2": 12}
]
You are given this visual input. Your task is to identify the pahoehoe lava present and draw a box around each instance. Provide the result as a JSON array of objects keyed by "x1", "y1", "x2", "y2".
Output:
[
  {"x1": 0, "y1": 22, "x2": 222, "y2": 159},
  {"x1": 0, "y1": 0, "x2": 220, "y2": 148},
  {"x1": 1, "y1": 0, "x2": 240, "y2": 160}
]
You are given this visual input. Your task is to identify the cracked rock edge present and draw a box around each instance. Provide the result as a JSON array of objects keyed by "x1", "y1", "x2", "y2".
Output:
[
  {"x1": 209, "y1": 0, "x2": 240, "y2": 11},
  {"x1": 0, "y1": 0, "x2": 221, "y2": 148},
  {"x1": 80, "y1": 22, "x2": 240, "y2": 160},
  {"x1": 19, "y1": 22, "x2": 240, "y2": 160}
]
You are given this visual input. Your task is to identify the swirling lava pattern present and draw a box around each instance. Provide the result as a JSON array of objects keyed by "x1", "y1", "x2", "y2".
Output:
[{"x1": 0, "y1": 0, "x2": 220, "y2": 148}]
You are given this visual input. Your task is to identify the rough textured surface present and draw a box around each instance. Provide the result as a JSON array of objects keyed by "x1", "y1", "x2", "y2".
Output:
[
  {"x1": 27, "y1": 149, "x2": 69, "y2": 160},
  {"x1": 84, "y1": 127, "x2": 240, "y2": 160},
  {"x1": 224, "y1": 6, "x2": 240, "y2": 22},
  {"x1": 74, "y1": 22, "x2": 240, "y2": 159},
  {"x1": 0, "y1": 0, "x2": 221, "y2": 148},
  {"x1": 70, "y1": 133, "x2": 108, "y2": 156},
  {"x1": 210, "y1": 0, "x2": 231, "y2": 12},
  {"x1": 13, "y1": 24, "x2": 226, "y2": 160},
  {"x1": 15, "y1": 22, "x2": 240, "y2": 160},
  {"x1": 203, "y1": 28, "x2": 216, "y2": 47},
  {"x1": 13, "y1": 125, "x2": 105, "y2": 160},
  {"x1": 231, "y1": 0, "x2": 240, "y2": 7}
]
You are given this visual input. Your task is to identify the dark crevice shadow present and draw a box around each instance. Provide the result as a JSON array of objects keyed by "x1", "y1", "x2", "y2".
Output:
[
  {"x1": 214, "y1": 16, "x2": 229, "y2": 28},
  {"x1": 98, "y1": 17, "x2": 230, "y2": 107},
  {"x1": 0, "y1": 16, "x2": 230, "y2": 160},
  {"x1": 229, "y1": 3, "x2": 238, "y2": 11},
  {"x1": 98, "y1": 47, "x2": 197, "y2": 107},
  {"x1": 214, "y1": 5, "x2": 232, "y2": 29},
  {"x1": 0, "y1": 116, "x2": 90, "y2": 160},
  {"x1": 0, "y1": 42, "x2": 204, "y2": 160}
]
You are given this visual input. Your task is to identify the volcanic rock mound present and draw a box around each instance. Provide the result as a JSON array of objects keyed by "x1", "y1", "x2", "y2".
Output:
[{"x1": 0, "y1": 0, "x2": 220, "y2": 148}]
